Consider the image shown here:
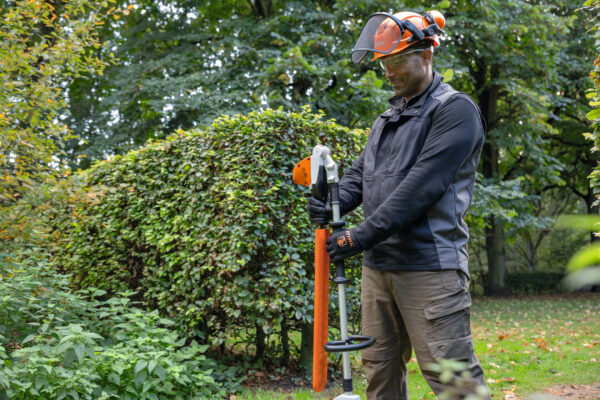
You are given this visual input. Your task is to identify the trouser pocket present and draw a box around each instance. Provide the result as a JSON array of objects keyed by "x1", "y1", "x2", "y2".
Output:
[
  {"x1": 423, "y1": 286, "x2": 472, "y2": 361},
  {"x1": 428, "y1": 334, "x2": 474, "y2": 362}
]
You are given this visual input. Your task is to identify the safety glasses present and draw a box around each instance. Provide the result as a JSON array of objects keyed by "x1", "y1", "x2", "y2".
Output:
[{"x1": 379, "y1": 48, "x2": 428, "y2": 70}]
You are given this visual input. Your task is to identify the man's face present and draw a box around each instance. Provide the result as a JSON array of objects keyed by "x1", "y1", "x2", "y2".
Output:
[{"x1": 381, "y1": 49, "x2": 430, "y2": 99}]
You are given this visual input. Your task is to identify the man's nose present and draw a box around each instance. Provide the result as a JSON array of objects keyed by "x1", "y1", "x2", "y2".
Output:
[{"x1": 385, "y1": 67, "x2": 396, "y2": 79}]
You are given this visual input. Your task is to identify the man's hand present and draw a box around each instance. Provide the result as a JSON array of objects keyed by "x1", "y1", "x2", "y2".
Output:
[
  {"x1": 326, "y1": 229, "x2": 364, "y2": 263},
  {"x1": 307, "y1": 197, "x2": 332, "y2": 225}
]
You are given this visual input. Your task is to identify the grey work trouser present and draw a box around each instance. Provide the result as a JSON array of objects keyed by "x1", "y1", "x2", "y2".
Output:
[{"x1": 360, "y1": 267, "x2": 490, "y2": 400}]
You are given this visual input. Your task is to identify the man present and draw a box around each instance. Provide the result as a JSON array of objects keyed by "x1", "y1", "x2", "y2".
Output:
[{"x1": 308, "y1": 11, "x2": 490, "y2": 399}]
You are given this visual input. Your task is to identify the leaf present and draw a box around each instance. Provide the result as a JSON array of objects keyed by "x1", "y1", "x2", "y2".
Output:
[
  {"x1": 74, "y1": 344, "x2": 85, "y2": 363},
  {"x1": 148, "y1": 360, "x2": 157, "y2": 373},
  {"x1": 134, "y1": 370, "x2": 147, "y2": 388},
  {"x1": 441, "y1": 68, "x2": 454, "y2": 83},
  {"x1": 563, "y1": 266, "x2": 600, "y2": 289},
  {"x1": 435, "y1": 0, "x2": 451, "y2": 9},
  {"x1": 567, "y1": 243, "x2": 600, "y2": 271},
  {"x1": 69, "y1": 390, "x2": 80, "y2": 400},
  {"x1": 0, "y1": 371, "x2": 9, "y2": 389},
  {"x1": 56, "y1": 340, "x2": 72, "y2": 355},
  {"x1": 92, "y1": 289, "x2": 107, "y2": 297},
  {"x1": 108, "y1": 372, "x2": 120, "y2": 385},
  {"x1": 555, "y1": 215, "x2": 600, "y2": 231},
  {"x1": 586, "y1": 108, "x2": 600, "y2": 121},
  {"x1": 154, "y1": 365, "x2": 166, "y2": 382},
  {"x1": 112, "y1": 362, "x2": 124, "y2": 375},
  {"x1": 63, "y1": 349, "x2": 77, "y2": 367},
  {"x1": 22, "y1": 334, "x2": 35, "y2": 344},
  {"x1": 135, "y1": 359, "x2": 147, "y2": 373}
]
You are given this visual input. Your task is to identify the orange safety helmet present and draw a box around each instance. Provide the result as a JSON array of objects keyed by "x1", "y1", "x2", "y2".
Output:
[{"x1": 351, "y1": 10, "x2": 445, "y2": 64}]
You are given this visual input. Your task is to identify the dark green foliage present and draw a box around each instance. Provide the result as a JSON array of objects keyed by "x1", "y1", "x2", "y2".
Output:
[
  {"x1": 47, "y1": 108, "x2": 367, "y2": 357},
  {"x1": 586, "y1": 0, "x2": 600, "y2": 201},
  {"x1": 65, "y1": 0, "x2": 389, "y2": 168},
  {"x1": 505, "y1": 272, "x2": 565, "y2": 295},
  {"x1": 0, "y1": 247, "x2": 232, "y2": 399}
]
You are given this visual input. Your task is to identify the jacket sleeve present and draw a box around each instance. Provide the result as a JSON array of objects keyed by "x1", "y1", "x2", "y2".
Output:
[
  {"x1": 338, "y1": 149, "x2": 365, "y2": 215},
  {"x1": 352, "y1": 95, "x2": 485, "y2": 250}
]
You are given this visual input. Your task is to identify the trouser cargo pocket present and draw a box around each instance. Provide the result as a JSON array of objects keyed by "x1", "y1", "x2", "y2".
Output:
[
  {"x1": 423, "y1": 275, "x2": 472, "y2": 360},
  {"x1": 428, "y1": 334, "x2": 474, "y2": 362}
]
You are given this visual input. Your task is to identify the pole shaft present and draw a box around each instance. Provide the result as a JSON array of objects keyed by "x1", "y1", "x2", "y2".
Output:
[{"x1": 337, "y1": 283, "x2": 351, "y2": 380}]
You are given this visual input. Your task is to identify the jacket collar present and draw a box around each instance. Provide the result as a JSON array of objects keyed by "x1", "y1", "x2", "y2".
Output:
[{"x1": 384, "y1": 72, "x2": 443, "y2": 116}]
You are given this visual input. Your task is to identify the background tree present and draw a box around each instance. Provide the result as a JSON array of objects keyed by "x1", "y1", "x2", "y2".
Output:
[
  {"x1": 0, "y1": 0, "x2": 119, "y2": 243},
  {"x1": 62, "y1": 0, "x2": 595, "y2": 294},
  {"x1": 440, "y1": 0, "x2": 576, "y2": 294},
  {"x1": 586, "y1": 0, "x2": 600, "y2": 200}
]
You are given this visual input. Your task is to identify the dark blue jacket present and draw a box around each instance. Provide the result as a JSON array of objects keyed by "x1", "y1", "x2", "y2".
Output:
[{"x1": 340, "y1": 72, "x2": 485, "y2": 275}]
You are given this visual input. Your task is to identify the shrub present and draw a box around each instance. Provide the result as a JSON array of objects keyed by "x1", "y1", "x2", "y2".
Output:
[
  {"x1": 505, "y1": 271, "x2": 565, "y2": 295},
  {"x1": 43, "y1": 107, "x2": 367, "y2": 364},
  {"x1": 0, "y1": 247, "x2": 233, "y2": 399}
]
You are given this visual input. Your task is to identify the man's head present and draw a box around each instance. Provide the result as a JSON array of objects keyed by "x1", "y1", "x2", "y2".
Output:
[
  {"x1": 379, "y1": 39, "x2": 434, "y2": 99},
  {"x1": 350, "y1": 10, "x2": 445, "y2": 99}
]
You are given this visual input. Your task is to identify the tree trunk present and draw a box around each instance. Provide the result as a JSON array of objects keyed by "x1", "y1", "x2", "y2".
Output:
[
  {"x1": 478, "y1": 65, "x2": 507, "y2": 295},
  {"x1": 281, "y1": 317, "x2": 289, "y2": 366},
  {"x1": 485, "y1": 217, "x2": 508, "y2": 295},
  {"x1": 255, "y1": 322, "x2": 266, "y2": 360},
  {"x1": 299, "y1": 322, "x2": 313, "y2": 371},
  {"x1": 526, "y1": 236, "x2": 537, "y2": 272}
]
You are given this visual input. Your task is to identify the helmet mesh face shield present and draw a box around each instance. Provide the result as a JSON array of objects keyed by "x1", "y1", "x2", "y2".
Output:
[{"x1": 351, "y1": 13, "x2": 404, "y2": 64}]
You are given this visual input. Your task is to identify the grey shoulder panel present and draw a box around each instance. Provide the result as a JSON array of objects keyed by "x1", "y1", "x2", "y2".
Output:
[{"x1": 431, "y1": 85, "x2": 486, "y2": 132}]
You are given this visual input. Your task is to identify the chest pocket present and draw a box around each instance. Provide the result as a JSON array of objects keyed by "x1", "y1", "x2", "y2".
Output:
[
  {"x1": 374, "y1": 114, "x2": 433, "y2": 175},
  {"x1": 362, "y1": 171, "x2": 409, "y2": 217}
]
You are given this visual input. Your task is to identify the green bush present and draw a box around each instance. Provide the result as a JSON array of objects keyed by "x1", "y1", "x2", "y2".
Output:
[
  {"x1": 43, "y1": 107, "x2": 367, "y2": 363},
  {"x1": 505, "y1": 271, "x2": 565, "y2": 295},
  {"x1": 0, "y1": 247, "x2": 234, "y2": 399}
]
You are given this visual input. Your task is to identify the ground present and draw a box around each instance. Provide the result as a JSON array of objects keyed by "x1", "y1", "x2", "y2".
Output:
[
  {"x1": 526, "y1": 384, "x2": 600, "y2": 400},
  {"x1": 234, "y1": 294, "x2": 600, "y2": 400}
]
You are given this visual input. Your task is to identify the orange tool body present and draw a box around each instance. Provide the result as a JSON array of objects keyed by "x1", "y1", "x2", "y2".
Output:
[
  {"x1": 293, "y1": 145, "x2": 374, "y2": 398},
  {"x1": 312, "y1": 228, "x2": 330, "y2": 392}
]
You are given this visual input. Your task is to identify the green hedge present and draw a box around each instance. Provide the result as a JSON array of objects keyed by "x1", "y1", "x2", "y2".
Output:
[
  {"x1": 44, "y1": 108, "x2": 367, "y2": 364},
  {"x1": 506, "y1": 271, "x2": 565, "y2": 295}
]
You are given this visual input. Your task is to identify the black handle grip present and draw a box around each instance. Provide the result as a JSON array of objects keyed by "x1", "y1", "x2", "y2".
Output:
[
  {"x1": 312, "y1": 165, "x2": 328, "y2": 203},
  {"x1": 333, "y1": 260, "x2": 349, "y2": 284},
  {"x1": 325, "y1": 335, "x2": 376, "y2": 353}
]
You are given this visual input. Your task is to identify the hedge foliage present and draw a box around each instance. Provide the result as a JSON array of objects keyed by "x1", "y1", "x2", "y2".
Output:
[
  {"x1": 505, "y1": 272, "x2": 565, "y2": 295},
  {"x1": 45, "y1": 107, "x2": 367, "y2": 358}
]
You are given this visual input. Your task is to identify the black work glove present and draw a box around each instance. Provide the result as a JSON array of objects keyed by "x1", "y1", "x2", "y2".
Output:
[
  {"x1": 307, "y1": 197, "x2": 332, "y2": 225},
  {"x1": 326, "y1": 229, "x2": 364, "y2": 263}
]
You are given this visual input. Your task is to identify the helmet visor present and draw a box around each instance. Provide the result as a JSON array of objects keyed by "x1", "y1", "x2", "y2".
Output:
[{"x1": 351, "y1": 12, "x2": 406, "y2": 64}]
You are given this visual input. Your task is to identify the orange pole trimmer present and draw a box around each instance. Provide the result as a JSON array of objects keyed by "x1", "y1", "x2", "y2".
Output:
[
  {"x1": 293, "y1": 154, "x2": 329, "y2": 392},
  {"x1": 313, "y1": 228, "x2": 329, "y2": 391},
  {"x1": 293, "y1": 145, "x2": 375, "y2": 398}
]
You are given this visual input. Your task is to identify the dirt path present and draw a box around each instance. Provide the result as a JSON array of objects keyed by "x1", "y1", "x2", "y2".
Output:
[{"x1": 507, "y1": 384, "x2": 600, "y2": 400}]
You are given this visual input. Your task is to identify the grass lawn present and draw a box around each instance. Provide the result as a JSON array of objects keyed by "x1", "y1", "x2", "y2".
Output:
[{"x1": 239, "y1": 294, "x2": 599, "y2": 399}]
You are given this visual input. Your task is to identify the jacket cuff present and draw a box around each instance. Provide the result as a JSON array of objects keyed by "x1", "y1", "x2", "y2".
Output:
[{"x1": 352, "y1": 219, "x2": 386, "y2": 251}]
